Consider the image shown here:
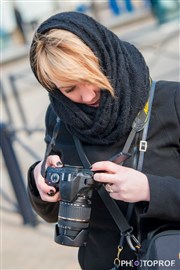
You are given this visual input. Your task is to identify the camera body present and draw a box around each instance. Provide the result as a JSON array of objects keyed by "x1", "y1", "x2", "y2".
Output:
[
  {"x1": 45, "y1": 165, "x2": 94, "y2": 201},
  {"x1": 45, "y1": 165, "x2": 96, "y2": 247}
]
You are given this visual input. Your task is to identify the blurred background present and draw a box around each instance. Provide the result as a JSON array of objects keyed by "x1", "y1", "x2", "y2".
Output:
[{"x1": 1, "y1": 0, "x2": 179, "y2": 269}]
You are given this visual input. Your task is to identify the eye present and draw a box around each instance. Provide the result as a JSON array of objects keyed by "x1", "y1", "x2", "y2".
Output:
[{"x1": 64, "y1": 85, "x2": 76, "y2": 94}]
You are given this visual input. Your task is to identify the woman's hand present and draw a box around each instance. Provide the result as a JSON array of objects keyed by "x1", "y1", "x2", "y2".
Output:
[
  {"x1": 33, "y1": 155, "x2": 62, "y2": 202},
  {"x1": 91, "y1": 161, "x2": 150, "y2": 203}
]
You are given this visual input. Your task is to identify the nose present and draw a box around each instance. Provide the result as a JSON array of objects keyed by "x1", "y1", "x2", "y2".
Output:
[{"x1": 79, "y1": 84, "x2": 96, "y2": 103}]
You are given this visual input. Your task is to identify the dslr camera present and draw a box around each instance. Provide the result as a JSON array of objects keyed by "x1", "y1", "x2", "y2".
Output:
[{"x1": 45, "y1": 165, "x2": 97, "y2": 247}]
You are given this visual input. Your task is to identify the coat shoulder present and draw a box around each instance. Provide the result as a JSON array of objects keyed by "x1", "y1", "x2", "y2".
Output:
[{"x1": 154, "y1": 80, "x2": 180, "y2": 118}]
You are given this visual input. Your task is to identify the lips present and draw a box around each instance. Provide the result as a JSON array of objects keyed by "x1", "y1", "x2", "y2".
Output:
[
  {"x1": 88, "y1": 96, "x2": 100, "y2": 107},
  {"x1": 89, "y1": 99, "x2": 100, "y2": 107}
]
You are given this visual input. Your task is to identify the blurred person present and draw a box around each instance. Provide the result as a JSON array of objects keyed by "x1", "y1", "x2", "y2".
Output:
[{"x1": 28, "y1": 12, "x2": 180, "y2": 270}]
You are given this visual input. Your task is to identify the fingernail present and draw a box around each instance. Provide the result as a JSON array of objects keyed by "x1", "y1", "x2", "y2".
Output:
[
  {"x1": 47, "y1": 190, "x2": 55, "y2": 196},
  {"x1": 56, "y1": 161, "x2": 62, "y2": 166}
]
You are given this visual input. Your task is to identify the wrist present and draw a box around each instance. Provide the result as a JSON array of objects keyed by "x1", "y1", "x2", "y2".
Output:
[{"x1": 143, "y1": 174, "x2": 150, "y2": 201}]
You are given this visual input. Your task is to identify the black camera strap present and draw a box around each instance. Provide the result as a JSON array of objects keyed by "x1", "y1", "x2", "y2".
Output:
[
  {"x1": 41, "y1": 117, "x2": 61, "y2": 178},
  {"x1": 73, "y1": 136, "x2": 91, "y2": 168},
  {"x1": 73, "y1": 80, "x2": 156, "y2": 256}
]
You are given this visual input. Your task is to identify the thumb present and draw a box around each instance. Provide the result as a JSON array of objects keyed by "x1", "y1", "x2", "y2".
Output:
[{"x1": 46, "y1": 155, "x2": 63, "y2": 167}]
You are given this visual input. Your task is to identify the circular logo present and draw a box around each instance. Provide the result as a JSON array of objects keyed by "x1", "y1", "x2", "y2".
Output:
[
  {"x1": 134, "y1": 260, "x2": 140, "y2": 267},
  {"x1": 51, "y1": 173, "x2": 60, "y2": 183}
]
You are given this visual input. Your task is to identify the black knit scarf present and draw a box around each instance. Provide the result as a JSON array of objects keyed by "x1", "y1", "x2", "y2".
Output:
[{"x1": 30, "y1": 12, "x2": 150, "y2": 145}]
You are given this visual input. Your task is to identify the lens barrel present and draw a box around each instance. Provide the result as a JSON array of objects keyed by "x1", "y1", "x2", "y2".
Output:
[
  {"x1": 55, "y1": 197, "x2": 91, "y2": 247},
  {"x1": 59, "y1": 199, "x2": 91, "y2": 222}
]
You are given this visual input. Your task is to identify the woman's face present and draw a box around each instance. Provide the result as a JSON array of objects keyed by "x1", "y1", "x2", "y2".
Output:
[{"x1": 56, "y1": 82, "x2": 101, "y2": 107}]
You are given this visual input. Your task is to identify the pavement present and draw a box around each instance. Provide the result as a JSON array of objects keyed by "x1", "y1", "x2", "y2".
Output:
[{"x1": 1, "y1": 14, "x2": 179, "y2": 270}]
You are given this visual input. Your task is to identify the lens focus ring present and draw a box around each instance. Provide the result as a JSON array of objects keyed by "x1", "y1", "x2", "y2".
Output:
[{"x1": 59, "y1": 201, "x2": 91, "y2": 222}]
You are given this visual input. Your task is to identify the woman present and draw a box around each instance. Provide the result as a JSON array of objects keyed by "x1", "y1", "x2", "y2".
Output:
[{"x1": 28, "y1": 11, "x2": 180, "y2": 270}]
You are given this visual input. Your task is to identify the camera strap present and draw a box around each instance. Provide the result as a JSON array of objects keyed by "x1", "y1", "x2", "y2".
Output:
[
  {"x1": 73, "y1": 80, "x2": 156, "y2": 257},
  {"x1": 41, "y1": 117, "x2": 61, "y2": 178}
]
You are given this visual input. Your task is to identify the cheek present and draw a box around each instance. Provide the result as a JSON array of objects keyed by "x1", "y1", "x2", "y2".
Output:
[
  {"x1": 64, "y1": 92, "x2": 81, "y2": 102},
  {"x1": 97, "y1": 90, "x2": 101, "y2": 98}
]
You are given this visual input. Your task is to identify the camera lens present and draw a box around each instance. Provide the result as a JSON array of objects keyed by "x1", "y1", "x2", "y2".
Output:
[
  {"x1": 53, "y1": 166, "x2": 95, "y2": 247},
  {"x1": 59, "y1": 197, "x2": 91, "y2": 222},
  {"x1": 55, "y1": 196, "x2": 91, "y2": 247}
]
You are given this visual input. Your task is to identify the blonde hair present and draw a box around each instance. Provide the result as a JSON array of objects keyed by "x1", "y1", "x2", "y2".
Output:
[{"x1": 32, "y1": 29, "x2": 114, "y2": 95}]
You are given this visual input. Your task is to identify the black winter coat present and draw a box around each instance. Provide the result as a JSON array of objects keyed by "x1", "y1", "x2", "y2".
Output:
[{"x1": 28, "y1": 81, "x2": 180, "y2": 270}]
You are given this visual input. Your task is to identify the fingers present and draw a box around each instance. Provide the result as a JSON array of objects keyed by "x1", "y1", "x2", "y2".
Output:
[
  {"x1": 33, "y1": 155, "x2": 63, "y2": 202},
  {"x1": 40, "y1": 190, "x2": 61, "y2": 202},
  {"x1": 92, "y1": 161, "x2": 150, "y2": 203},
  {"x1": 93, "y1": 172, "x2": 118, "y2": 183},
  {"x1": 105, "y1": 183, "x2": 117, "y2": 193},
  {"x1": 46, "y1": 155, "x2": 63, "y2": 168},
  {"x1": 91, "y1": 161, "x2": 123, "y2": 174},
  {"x1": 92, "y1": 161, "x2": 125, "y2": 184}
]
